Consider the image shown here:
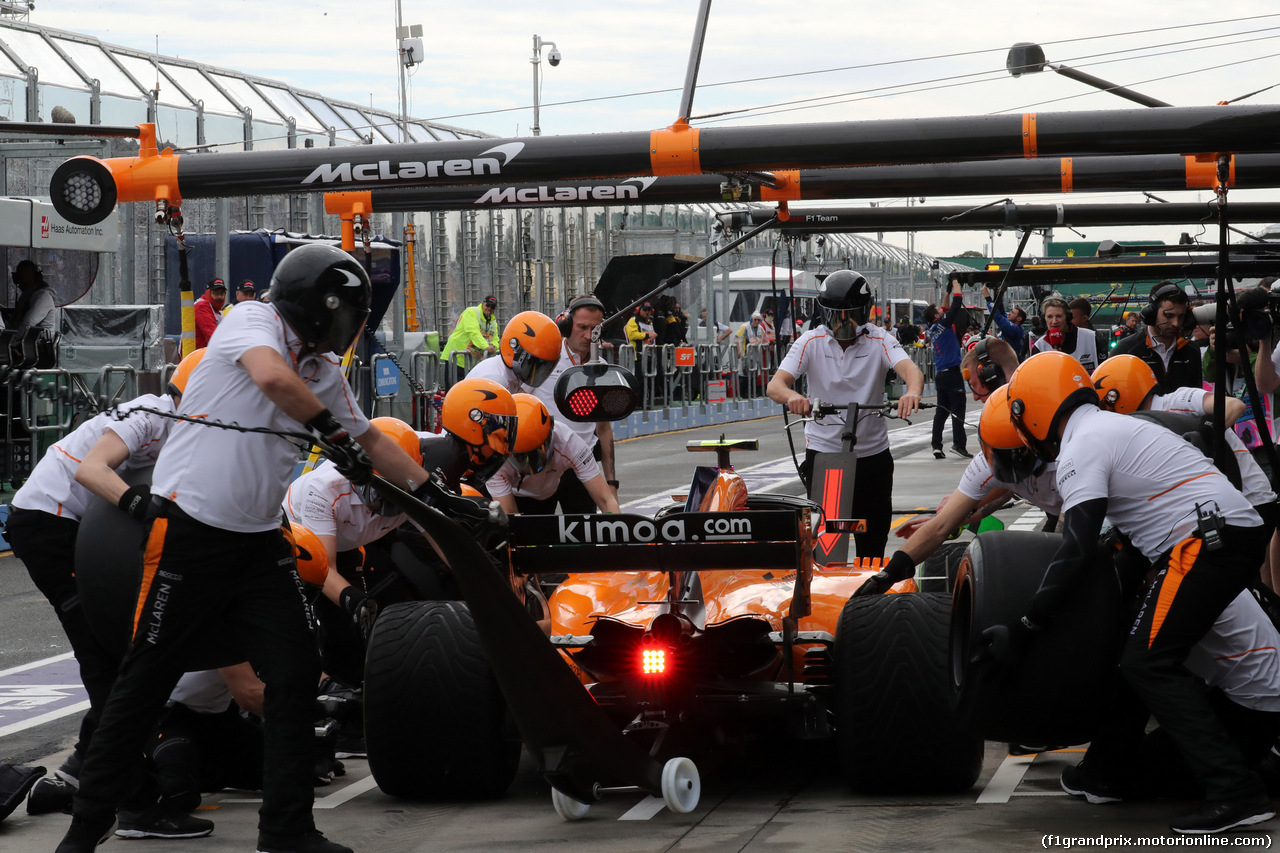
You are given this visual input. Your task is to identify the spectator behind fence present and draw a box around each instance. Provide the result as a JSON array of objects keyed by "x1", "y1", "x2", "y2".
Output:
[
  {"x1": 193, "y1": 279, "x2": 226, "y2": 349},
  {"x1": 981, "y1": 284, "x2": 1028, "y2": 359}
]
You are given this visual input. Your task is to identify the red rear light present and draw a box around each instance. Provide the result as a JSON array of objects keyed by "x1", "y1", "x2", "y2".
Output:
[{"x1": 642, "y1": 648, "x2": 666, "y2": 675}]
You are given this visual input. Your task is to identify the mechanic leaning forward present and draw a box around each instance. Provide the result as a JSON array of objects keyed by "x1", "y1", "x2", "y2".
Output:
[
  {"x1": 987, "y1": 350, "x2": 1273, "y2": 835},
  {"x1": 766, "y1": 269, "x2": 923, "y2": 560},
  {"x1": 56, "y1": 244, "x2": 435, "y2": 853}
]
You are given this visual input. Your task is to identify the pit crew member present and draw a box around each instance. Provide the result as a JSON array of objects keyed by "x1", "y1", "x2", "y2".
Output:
[
  {"x1": 488, "y1": 393, "x2": 620, "y2": 516},
  {"x1": 993, "y1": 351, "x2": 1271, "y2": 834},
  {"x1": 767, "y1": 269, "x2": 923, "y2": 559},
  {"x1": 58, "y1": 244, "x2": 434, "y2": 853},
  {"x1": 465, "y1": 310, "x2": 562, "y2": 394},
  {"x1": 7, "y1": 349, "x2": 206, "y2": 839}
]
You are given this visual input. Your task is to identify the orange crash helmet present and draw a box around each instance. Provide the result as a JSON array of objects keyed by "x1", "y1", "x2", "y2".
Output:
[
  {"x1": 441, "y1": 377, "x2": 518, "y2": 477},
  {"x1": 979, "y1": 385, "x2": 1040, "y2": 484},
  {"x1": 499, "y1": 311, "x2": 562, "y2": 388},
  {"x1": 369, "y1": 416, "x2": 423, "y2": 467},
  {"x1": 167, "y1": 348, "x2": 206, "y2": 400},
  {"x1": 510, "y1": 393, "x2": 554, "y2": 474},
  {"x1": 287, "y1": 523, "x2": 329, "y2": 586},
  {"x1": 1006, "y1": 351, "x2": 1099, "y2": 462},
  {"x1": 1090, "y1": 355, "x2": 1157, "y2": 415}
]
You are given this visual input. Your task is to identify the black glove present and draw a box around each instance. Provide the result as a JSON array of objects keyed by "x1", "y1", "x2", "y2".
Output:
[
  {"x1": 306, "y1": 409, "x2": 373, "y2": 486},
  {"x1": 410, "y1": 477, "x2": 489, "y2": 523},
  {"x1": 852, "y1": 550, "x2": 916, "y2": 599},
  {"x1": 338, "y1": 586, "x2": 378, "y2": 639},
  {"x1": 970, "y1": 617, "x2": 1037, "y2": 665},
  {"x1": 117, "y1": 484, "x2": 152, "y2": 521}
]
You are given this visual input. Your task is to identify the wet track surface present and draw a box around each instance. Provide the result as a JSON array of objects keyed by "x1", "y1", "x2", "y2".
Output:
[{"x1": 1, "y1": 410, "x2": 1275, "y2": 851}]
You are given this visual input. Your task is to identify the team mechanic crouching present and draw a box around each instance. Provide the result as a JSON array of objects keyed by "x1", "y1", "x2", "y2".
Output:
[
  {"x1": 986, "y1": 350, "x2": 1273, "y2": 834},
  {"x1": 766, "y1": 269, "x2": 923, "y2": 559},
  {"x1": 57, "y1": 244, "x2": 435, "y2": 853}
]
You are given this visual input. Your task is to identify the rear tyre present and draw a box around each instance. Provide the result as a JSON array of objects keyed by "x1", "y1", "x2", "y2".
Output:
[
  {"x1": 918, "y1": 542, "x2": 968, "y2": 593},
  {"x1": 949, "y1": 531, "x2": 1124, "y2": 746},
  {"x1": 836, "y1": 592, "x2": 983, "y2": 793},
  {"x1": 364, "y1": 601, "x2": 520, "y2": 799}
]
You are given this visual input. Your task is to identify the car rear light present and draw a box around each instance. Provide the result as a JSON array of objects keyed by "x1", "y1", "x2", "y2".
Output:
[{"x1": 642, "y1": 648, "x2": 666, "y2": 675}]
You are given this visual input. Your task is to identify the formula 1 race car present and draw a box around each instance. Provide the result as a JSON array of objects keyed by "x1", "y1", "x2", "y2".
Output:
[{"x1": 362, "y1": 425, "x2": 984, "y2": 818}]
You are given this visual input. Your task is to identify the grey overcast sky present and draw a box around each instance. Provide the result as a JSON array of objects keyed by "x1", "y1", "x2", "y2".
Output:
[{"x1": 28, "y1": 1, "x2": 1280, "y2": 256}]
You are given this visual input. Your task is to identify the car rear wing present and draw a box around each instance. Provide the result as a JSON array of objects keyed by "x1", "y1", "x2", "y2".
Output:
[{"x1": 508, "y1": 510, "x2": 803, "y2": 576}]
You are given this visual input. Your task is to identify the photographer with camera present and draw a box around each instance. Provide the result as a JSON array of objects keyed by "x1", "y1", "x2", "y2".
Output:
[{"x1": 1113, "y1": 281, "x2": 1202, "y2": 394}]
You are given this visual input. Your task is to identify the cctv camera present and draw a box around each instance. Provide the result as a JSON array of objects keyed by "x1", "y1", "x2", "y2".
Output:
[{"x1": 547, "y1": 49, "x2": 561, "y2": 66}]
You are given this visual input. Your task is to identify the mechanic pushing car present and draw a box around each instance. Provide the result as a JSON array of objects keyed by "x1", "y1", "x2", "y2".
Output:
[
  {"x1": 487, "y1": 393, "x2": 620, "y2": 516},
  {"x1": 766, "y1": 269, "x2": 923, "y2": 559},
  {"x1": 987, "y1": 350, "x2": 1273, "y2": 835},
  {"x1": 465, "y1": 310, "x2": 563, "y2": 394},
  {"x1": 860, "y1": 385, "x2": 1062, "y2": 597},
  {"x1": 6, "y1": 349, "x2": 206, "y2": 838},
  {"x1": 57, "y1": 243, "x2": 435, "y2": 853},
  {"x1": 421, "y1": 376, "x2": 518, "y2": 493}
]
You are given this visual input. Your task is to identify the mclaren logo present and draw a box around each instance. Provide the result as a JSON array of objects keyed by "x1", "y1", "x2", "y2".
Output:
[
  {"x1": 337, "y1": 269, "x2": 364, "y2": 288},
  {"x1": 301, "y1": 142, "x2": 526, "y2": 185},
  {"x1": 556, "y1": 514, "x2": 752, "y2": 544},
  {"x1": 474, "y1": 177, "x2": 658, "y2": 206}
]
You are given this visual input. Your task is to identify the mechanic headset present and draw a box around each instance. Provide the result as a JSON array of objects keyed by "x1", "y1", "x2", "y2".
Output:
[
  {"x1": 1139, "y1": 281, "x2": 1194, "y2": 331},
  {"x1": 964, "y1": 337, "x2": 1005, "y2": 391},
  {"x1": 557, "y1": 294, "x2": 606, "y2": 338}
]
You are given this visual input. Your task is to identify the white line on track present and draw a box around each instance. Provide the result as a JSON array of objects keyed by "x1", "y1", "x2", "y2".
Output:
[
  {"x1": 0, "y1": 651, "x2": 75, "y2": 678},
  {"x1": 619, "y1": 795, "x2": 668, "y2": 820},
  {"x1": 976, "y1": 754, "x2": 1036, "y2": 804},
  {"x1": 0, "y1": 699, "x2": 90, "y2": 739},
  {"x1": 221, "y1": 774, "x2": 380, "y2": 809}
]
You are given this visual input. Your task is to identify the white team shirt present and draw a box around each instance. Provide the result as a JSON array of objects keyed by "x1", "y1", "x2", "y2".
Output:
[
  {"x1": 1150, "y1": 389, "x2": 1276, "y2": 507},
  {"x1": 12, "y1": 394, "x2": 175, "y2": 521},
  {"x1": 466, "y1": 354, "x2": 522, "y2": 394},
  {"x1": 169, "y1": 669, "x2": 233, "y2": 715},
  {"x1": 1185, "y1": 592, "x2": 1280, "y2": 713},
  {"x1": 1056, "y1": 406, "x2": 1260, "y2": 560},
  {"x1": 530, "y1": 341, "x2": 598, "y2": 451},
  {"x1": 488, "y1": 422, "x2": 600, "y2": 501},
  {"x1": 283, "y1": 460, "x2": 406, "y2": 552},
  {"x1": 152, "y1": 301, "x2": 370, "y2": 533},
  {"x1": 955, "y1": 452, "x2": 1063, "y2": 517},
  {"x1": 1033, "y1": 327, "x2": 1099, "y2": 373},
  {"x1": 778, "y1": 325, "x2": 910, "y2": 456}
]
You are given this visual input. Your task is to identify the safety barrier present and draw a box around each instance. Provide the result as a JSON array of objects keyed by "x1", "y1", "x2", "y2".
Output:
[
  {"x1": 20, "y1": 369, "x2": 77, "y2": 434},
  {"x1": 369, "y1": 353, "x2": 397, "y2": 417}
]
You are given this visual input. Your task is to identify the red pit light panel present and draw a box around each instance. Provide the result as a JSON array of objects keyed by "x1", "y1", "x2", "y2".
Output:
[
  {"x1": 568, "y1": 389, "x2": 597, "y2": 418},
  {"x1": 642, "y1": 648, "x2": 666, "y2": 675}
]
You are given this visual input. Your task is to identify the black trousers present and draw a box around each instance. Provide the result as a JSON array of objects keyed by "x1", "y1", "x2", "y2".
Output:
[
  {"x1": 6, "y1": 508, "x2": 118, "y2": 759},
  {"x1": 932, "y1": 366, "x2": 967, "y2": 451},
  {"x1": 800, "y1": 447, "x2": 894, "y2": 560},
  {"x1": 72, "y1": 506, "x2": 320, "y2": 845},
  {"x1": 1088, "y1": 523, "x2": 1271, "y2": 802}
]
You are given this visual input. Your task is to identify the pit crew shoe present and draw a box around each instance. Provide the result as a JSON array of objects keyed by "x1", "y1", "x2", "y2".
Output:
[
  {"x1": 114, "y1": 805, "x2": 214, "y2": 839},
  {"x1": 1171, "y1": 795, "x2": 1275, "y2": 834},
  {"x1": 54, "y1": 814, "x2": 115, "y2": 852},
  {"x1": 1060, "y1": 763, "x2": 1125, "y2": 804},
  {"x1": 933, "y1": 449, "x2": 945, "y2": 459},
  {"x1": 951, "y1": 445, "x2": 973, "y2": 459},
  {"x1": 256, "y1": 829, "x2": 353, "y2": 853},
  {"x1": 27, "y1": 776, "x2": 75, "y2": 815}
]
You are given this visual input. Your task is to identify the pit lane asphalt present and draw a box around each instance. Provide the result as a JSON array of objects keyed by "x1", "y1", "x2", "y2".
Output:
[{"x1": 2, "y1": 409, "x2": 1275, "y2": 851}]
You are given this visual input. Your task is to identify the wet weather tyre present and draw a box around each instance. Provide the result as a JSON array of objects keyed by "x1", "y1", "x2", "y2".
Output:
[
  {"x1": 918, "y1": 542, "x2": 967, "y2": 593},
  {"x1": 364, "y1": 600, "x2": 520, "y2": 799},
  {"x1": 835, "y1": 592, "x2": 983, "y2": 793}
]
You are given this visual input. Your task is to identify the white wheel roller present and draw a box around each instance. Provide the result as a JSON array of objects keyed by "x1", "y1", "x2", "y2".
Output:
[
  {"x1": 552, "y1": 787, "x2": 591, "y2": 821},
  {"x1": 660, "y1": 756, "x2": 700, "y2": 814}
]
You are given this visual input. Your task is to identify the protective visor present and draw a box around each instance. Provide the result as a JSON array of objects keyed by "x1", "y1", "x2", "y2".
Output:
[
  {"x1": 511, "y1": 431, "x2": 554, "y2": 475},
  {"x1": 510, "y1": 349, "x2": 557, "y2": 388},
  {"x1": 982, "y1": 441, "x2": 1039, "y2": 485},
  {"x1": 826, "y1": 308, "x2": 865, "y2": 341}
]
